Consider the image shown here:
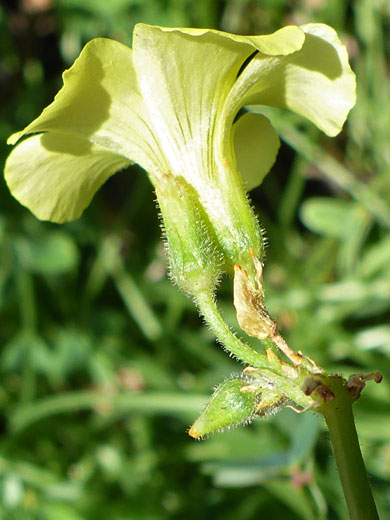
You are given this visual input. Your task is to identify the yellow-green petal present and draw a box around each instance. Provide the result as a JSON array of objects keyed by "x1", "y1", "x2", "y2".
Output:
[
  {"x1": 132, "y1": 24, "x2": 250, "y2": 184},
  {"x1": 132, "y1": 24, "x2": 304, "y2": 187},
  {"x1": 8, "y1": 37, "x2": 165, "y2": 177},
  {"x1": 147, "y1": 24, "x2": 305, "y2": 56},
  {"x1": 239, "y1": 25, "x2": 305, "y2": 56},
  {"x1": 132, "y1": 24, "x2": 262, "y2": 269},
  {"x1": 230, "y1": 23, "x2": 356, "y2": 136},
  {"x1": 234, "y1": 113, "x2": 280, "y2": 191},
  {"x1": 131, "y1": 24, "x2": 303, "y2": 270},
  {"x1": 4, "y1": 133, "x2": 130, "y2": 222}
]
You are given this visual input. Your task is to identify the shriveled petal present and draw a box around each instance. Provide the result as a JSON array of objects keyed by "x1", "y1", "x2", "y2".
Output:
[
  {"x1": 234, "y1": 113, "x2": 280, "y2": 191},
  {"x1": 4, "y1": 133, "x2": 131, "y2": 222},
  {"x1": 230, "y1": 24, "x2": 356, "y2": 136},
  {"x1": 132, "y1": 24, "x2": 304, "y2": 188},
  {"x1": 8, "y1": 38, "x2": 165, "y2": 177}
]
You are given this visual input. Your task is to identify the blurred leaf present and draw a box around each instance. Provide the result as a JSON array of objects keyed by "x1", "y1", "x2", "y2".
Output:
[
  {"x1": 288, "y1": 413, "x2": 321, "y2": 465},
  {"x1": 1, "y1": 333, "x2": 50, "y2": 374},
  {"x1": 14, "y1": 232, "x2": 79, "y2": 275},
  {"x1": 10, "y1": 391, "x2": 207, "y2": 432},
  {"x1": 300, "y1": 198, "x2": 356, "y2": 238},
  {"x1": 264, "y1": 479, "x2": 315, "y2": 520},
  {"x1": 42, "y1": 503, "x2": 85, "y2": 520},
  {"x1": 359, "y1": 235, "x2": 390, "y2": 278},
  {"x1": 355, "y1": 325, "x2": 390, "y2": 353},
  {"x1": 58, "y1": 0, "x2": 139, "y2": 16}
]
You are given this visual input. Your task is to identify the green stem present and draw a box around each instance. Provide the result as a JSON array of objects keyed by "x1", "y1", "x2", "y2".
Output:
[
  {"x1": 197, "y1": 293, "x2": 324, "y2": 413},
  {"x1": 196, "y1": 293, "x2": 314, "y2": 408},
  {"x1": 196, "y1": 292, "x2": 274, "y2": 369},
  {"x1": 320, "y1": 378, "x2": 379, "y2": 520}
]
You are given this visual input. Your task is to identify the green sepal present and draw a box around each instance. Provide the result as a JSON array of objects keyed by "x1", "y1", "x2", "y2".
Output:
[
  {"x1": 156, "y1": 174, "x2": 222, "y2": 298},
  {"x1": 188, "y1": 376, "x2": 261, "y2": 439}
]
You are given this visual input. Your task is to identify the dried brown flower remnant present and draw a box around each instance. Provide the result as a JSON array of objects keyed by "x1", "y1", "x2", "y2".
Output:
[{"x1": 233, "y1": 248, "x2": 277, "y2": 340}]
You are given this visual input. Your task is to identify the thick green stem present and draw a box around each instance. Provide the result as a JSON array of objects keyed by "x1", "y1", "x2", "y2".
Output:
[
  {"x1": 319, "y1": 378, "x2": 379, "y2": 520},
  {"x1": 196, "y1": 293, "x2": 272, "y2": 369}
]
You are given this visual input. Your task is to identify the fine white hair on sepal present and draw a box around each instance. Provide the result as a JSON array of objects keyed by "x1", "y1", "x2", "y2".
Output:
[
  {"x1": 155, "y1": 193, "x2": 223, "y2": 298},
  {"x1": 246, "y1": 193, "x2": 268, "y2": 260}
]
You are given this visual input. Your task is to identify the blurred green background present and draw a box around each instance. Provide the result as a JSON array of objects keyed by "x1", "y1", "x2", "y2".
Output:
[{"x1": 0, "y1": 0, "x2": 389, "y2": 518}]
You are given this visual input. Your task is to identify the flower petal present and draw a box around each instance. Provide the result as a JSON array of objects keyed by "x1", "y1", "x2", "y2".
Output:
[
  {"x1": 132, "y1": 24, "x2": 304, "y2": 187},
  {"x1": 8, "y1": 37, "x2": 165, "y2": 177},
  {"x1": 234, "y1": 113, "x2": 280, "y2": 191},
  {"x1": 238, "y1": 25, "x2": 305, "y2": 56},
  {"x1": 230, "y1": 24, "x2": 356, "y2": 136},
  {"x1": 150, "y1": 24, "x2": 305, "y2": 55},
  {"x1": 132, "y1": 24, "x2": 302, "y2": 270},
  {"x1": 4, "y1": 133, "x2": 130, "y2": 222}
]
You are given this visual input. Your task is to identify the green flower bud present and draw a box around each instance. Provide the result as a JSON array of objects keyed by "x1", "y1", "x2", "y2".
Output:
[
  {"x1": 155, "y1": 173, "x2": 222, "y2": 298},
  {"x1": 188, "y1": 377, "x2": 261, "y2": 439}
]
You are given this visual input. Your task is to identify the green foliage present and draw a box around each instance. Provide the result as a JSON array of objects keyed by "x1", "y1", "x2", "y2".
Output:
[{"x1": 0, "y1": 1, "x2": 389, "y2": 519}]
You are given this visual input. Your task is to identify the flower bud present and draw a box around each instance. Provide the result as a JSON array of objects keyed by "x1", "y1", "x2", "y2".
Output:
[{"x1": 188, "y1": 377, "x2": 260, "y2": 439}]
